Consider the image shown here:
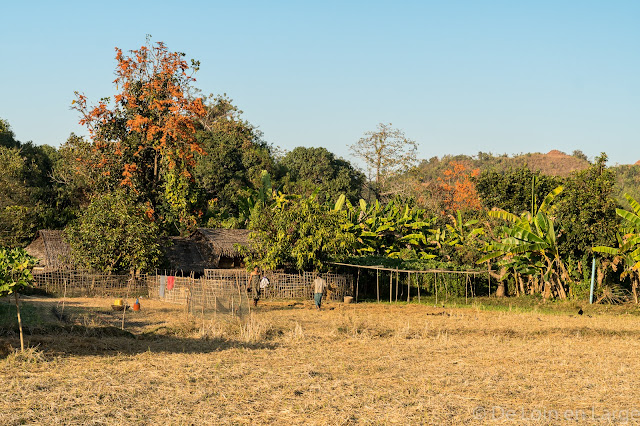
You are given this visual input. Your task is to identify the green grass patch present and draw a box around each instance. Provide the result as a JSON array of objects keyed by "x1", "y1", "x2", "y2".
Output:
[{"x1": 363, "y1": 294, "x2": 640, "y2": 316}]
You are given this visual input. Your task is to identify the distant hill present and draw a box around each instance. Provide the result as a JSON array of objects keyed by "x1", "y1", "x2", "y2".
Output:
[
  {"x1": 415, "y1": 150, "x2": 591, "y2": 179},
  {"x1": 411, "y1": 150, "x2": 640, "y2": 208},
  {"x1": 514, "y1": 150, "x2": 590, "y2": 177}
]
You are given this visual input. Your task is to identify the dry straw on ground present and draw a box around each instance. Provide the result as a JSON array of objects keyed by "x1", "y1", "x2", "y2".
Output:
[{"x1": 2, "y1": 298, "x2": 640, "y2": 424}]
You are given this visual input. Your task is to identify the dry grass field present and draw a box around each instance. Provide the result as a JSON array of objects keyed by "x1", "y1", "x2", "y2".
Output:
[{"x1": 2, "y1": 297, "x2": 640, "y2": 424}]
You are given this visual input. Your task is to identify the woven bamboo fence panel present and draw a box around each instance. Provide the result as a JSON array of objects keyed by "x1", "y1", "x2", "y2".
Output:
[
  {"x1": 32, "y1": 270, "x2": 148, "y2": 298},
  {"x1": 204, "y1": 270, "x2": 352, "y2": 301},
  {"x1": 31, "y1": 270, "x2": 352, "y2": 305}
]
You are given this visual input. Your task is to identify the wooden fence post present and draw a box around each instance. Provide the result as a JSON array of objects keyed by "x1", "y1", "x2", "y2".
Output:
[
  {"x1": 356, "y1": 269, "x2": 360, "y2": 303},
  {"x1": 395, "y1": 270, "x2": 399, "y2": 302}
]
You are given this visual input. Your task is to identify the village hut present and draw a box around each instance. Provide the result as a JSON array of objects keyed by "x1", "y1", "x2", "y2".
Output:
[
  {"x1": 190, "y1": 228, "x2": 251, "y2": 269},
  {"x1": 25, "y1": 230, "x2": 73, "y2": 271},
  {"x1": 163, "y1": 236, "x2": 209, "y2": 275}
]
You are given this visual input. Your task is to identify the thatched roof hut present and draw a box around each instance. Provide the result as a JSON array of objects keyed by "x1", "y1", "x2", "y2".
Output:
[
  {"x1": 25, "y1": 230, "x2": 73, "y2": 270},
  {"x1": 163, "y1": 236, "x2": 209, "y2": 274},
  {"x1": 164, "y1": 229, "x2": 251, "y2": 273},
  {"x1": 190, "y1": 228, "x2": 251, "y2": 269}
]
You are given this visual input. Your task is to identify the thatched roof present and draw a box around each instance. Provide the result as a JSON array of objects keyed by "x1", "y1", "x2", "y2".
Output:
[
  {"x1": 191, "y1": 228, "x2": 251, "y2": 258},
  {"x1": 25, "y1": 230, "x2": 73, "y2": 270},
  {"x1": 163, "y1": 237, "x2": 209, "y2": 274}
]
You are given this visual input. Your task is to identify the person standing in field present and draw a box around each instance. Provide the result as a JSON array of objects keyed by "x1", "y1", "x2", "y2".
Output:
[
  {"x1": 249, "y1": 266, "x2": 260, "y2": 307},
  {"x1": 313, "y1": 273, "x2": 328, "y2": 310}
]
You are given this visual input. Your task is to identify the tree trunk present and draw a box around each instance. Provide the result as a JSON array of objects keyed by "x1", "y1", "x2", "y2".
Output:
[
  {"x1": 633, "y1": 277, "x2": 638, "y2": 304},
  {"x1": 543, "y1": 280, "x2": 551, "y2": 299},
  {"x1": 554, "y1": 276, "x2": 567, "y2": 299},
  {"x1": 154, "y1": 151, "x2": 159, "y2": 182},
  {"x1": 495, "y1": 281, "x2": 508, "y2": 297}
]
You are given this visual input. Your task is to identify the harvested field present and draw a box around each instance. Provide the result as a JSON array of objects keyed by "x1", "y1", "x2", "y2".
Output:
[{"x1": 2, "y1": 298, "x2": 640, "y2": 424}]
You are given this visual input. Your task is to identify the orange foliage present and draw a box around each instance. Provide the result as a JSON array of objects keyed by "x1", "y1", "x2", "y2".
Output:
[
  {"x1": 436, "y1": 162, "x2": 482, "y2": 214},
  {"x1": 73, "y1": 39, "x2": 205, "y2": 191}
]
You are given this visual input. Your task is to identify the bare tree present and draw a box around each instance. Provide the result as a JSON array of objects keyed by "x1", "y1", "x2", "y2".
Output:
[{"x1": 350, "y1": 123, "x2": 418, "y2": 195}]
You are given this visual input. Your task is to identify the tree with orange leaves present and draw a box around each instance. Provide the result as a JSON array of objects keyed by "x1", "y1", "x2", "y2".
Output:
[
  {"x1": 72, "y1": 37, "x2": 206, "y2": 229},
  {"x1": 435, "y1": 161, "x2": 482, "y2": 214}
]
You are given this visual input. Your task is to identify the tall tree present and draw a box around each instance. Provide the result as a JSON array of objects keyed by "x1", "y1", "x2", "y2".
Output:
[
  {"x1": 65, "y1": 191, "x2": 161, "y2": 273},
  {"x1": 0, "y1": 118, "x2": 66, "y2": 247},
  {"x1": 434, "y1": 161, "x2": 482, "y2": 214},
  {"x1": 350, "y1": 123, "x2": 418, "y2": 196},
  {"x1": 279, "y1": 146, "x2": 364, "y2": 204},
  {"x1": 72, "y1": 37, "x2": 206, "y2": 230},
  {"x1": 475, "y1": 167, "x2": 562, "y2": 216},
  {"x1": 556, "y1": 153, "x2": 618, "y2": 262},
  {"x1": 194, "y1": 95, "x2": 275, "y2": 214},
  {"x1": 0, "y1": 118, "x2": 20, "y2": 148},
  {"x1": 247, "y1": 194, "x2": 355, "y2": 271}
]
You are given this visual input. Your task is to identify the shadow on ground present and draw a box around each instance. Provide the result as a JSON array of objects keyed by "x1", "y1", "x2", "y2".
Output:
[
  {"x1": 0, "y1": 297, "x2": 280, "y2": 358},
  {"x1": 0, "y1": 326, "x2": 278, "y2": 358}
]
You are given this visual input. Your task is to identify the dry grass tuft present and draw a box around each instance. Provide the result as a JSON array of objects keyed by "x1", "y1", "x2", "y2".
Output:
[
  {"x1": 3, "y1": 346, "x2": 47, "y2": 365},
  {"x1": 239, "y1": 314, "x2": 275, "y2": 343}
]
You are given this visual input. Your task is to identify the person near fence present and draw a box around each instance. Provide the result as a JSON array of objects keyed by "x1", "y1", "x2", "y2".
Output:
[
  {"x1": 313, "y1": 273, "x2": 328, "y2": 310},
  {"x1": 249, "y1": 266, "x2": 261, "y2": 306}
]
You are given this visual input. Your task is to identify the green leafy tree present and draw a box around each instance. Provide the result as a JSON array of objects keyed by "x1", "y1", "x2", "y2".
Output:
[
  {"x1": 610, "y1": 164, "x2": 640, "y2": 208},
  {"x1": 337, "y1": 197, "x2": 437, "y2": 260},
  {"x1": 65, "y1": 192, "x2": 161, "y2": 273},
  {"x1": 475, "y1": 167, "x2": 562, "y2": 216},
  {"x1": 556, "y1": 154, "x2": 618, "y2": 265},
  {"x1": 0, "y1": 247, "x2": 36, "y2": 351},
  {"x1": 0, "y1": 118, "x2": 20, "y2": 149},
  {"x1": 194, "y1": 96, "x2": 275, "y2": 217},
  {"x1": 0, "y1": 129, "x2": 65, "y2": 247},
  {"x1": 279, "y1": 147, "x2": 364, "y2": 204},
  {"x1": 0, "y1": 147, "x2": 33, "y2": 246},
  {"x1": 430, "y1": 210, "x2": 485, "y2": 266},
  {"x1": 247, "y1": 193, "x2": 356, "y2": 271}
]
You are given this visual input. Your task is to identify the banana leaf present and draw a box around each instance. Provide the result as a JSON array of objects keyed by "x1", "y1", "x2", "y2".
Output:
[
  {"x1": 488, "y1": 209, "x2": 520, "y2": 223},
  {"x1": 617, "y1": 209, "x2": 640, "y2": 230},
  {"x1": 592, "y1": 246, "x2": 619, "y2": 256},
  {"x1": 625, "y1": 194, "x2": 640, "y2": 217},
  {"x1": 538, "y1": 185, "x2": 563, "y2": 213}
]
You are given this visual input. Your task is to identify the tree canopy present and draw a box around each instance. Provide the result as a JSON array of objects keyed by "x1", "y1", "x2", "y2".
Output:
[
  {"x1": 279, "y1": 146, "x2": 364, "y2": 204},
  {"x1": 350, "y1": 123, "x2": 417, "y2": 196},
  {"x1": 65, "y1": 191, "x2": 161, "y2": 273},
  {"x1": 72, "y1": 37, "x2": 207, "y2": 230}
]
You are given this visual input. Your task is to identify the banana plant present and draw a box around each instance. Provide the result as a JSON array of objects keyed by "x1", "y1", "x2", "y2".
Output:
[
  {"x1": 445, "y1": 210, "x2": 485, "y2": 247},
  {"x1": 477, "y1": 186, "x2": 568, "y2": 298},
  {"x1": 593, "y1": 194, "x2": 640, "y2": 303},
  {"x1": 335, "y1": 197, "x2": 437, "y2": 259}
]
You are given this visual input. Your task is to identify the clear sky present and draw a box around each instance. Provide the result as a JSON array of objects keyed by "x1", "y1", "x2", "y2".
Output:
[{"x1": 1, "y1": 0, "x2": 638, "y2": 166}]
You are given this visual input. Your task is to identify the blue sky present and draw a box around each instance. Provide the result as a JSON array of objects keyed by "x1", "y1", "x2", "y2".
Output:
[{"x1": 1, "y1": 0, "x2": 638, "y2": 166}]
